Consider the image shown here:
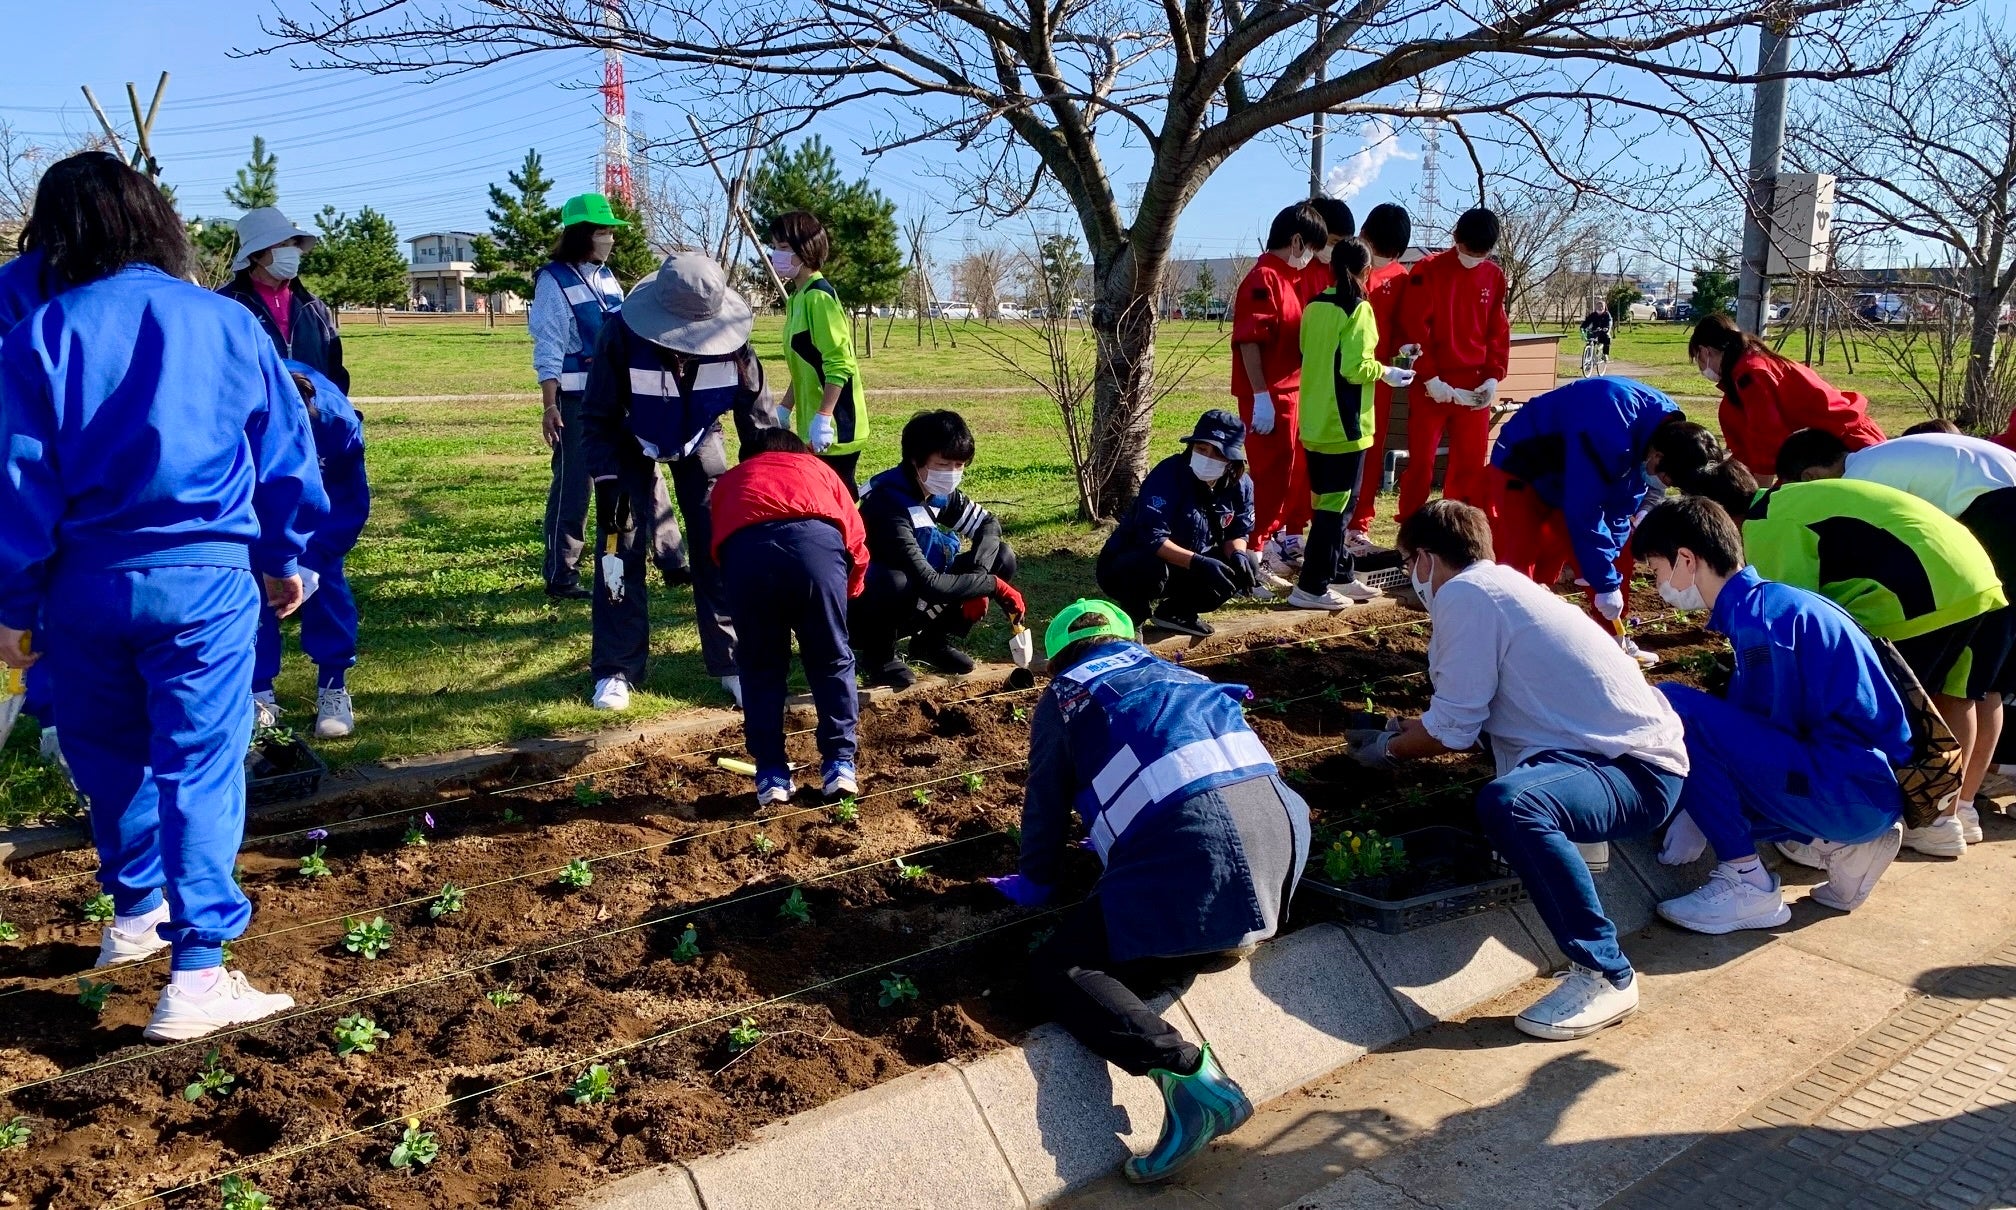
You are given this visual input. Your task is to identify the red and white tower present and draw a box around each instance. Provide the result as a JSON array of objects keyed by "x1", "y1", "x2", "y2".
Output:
[{"x1": 599, "y1": 0, "x2": 633, "y2": 204}]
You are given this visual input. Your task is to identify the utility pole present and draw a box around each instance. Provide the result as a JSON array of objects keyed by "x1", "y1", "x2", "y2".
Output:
[
  {"x1": 1735, "y1": 21, "x2": 1791, "y2": 336},
  {"x1": 1309, "y1": 11, "x2": 1326, "y2": 196}
]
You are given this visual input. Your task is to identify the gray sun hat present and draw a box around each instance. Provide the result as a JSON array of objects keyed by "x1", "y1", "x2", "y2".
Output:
[
  {"x1": 230, "y1": 207, "x2": 317, "y2": 272},
  {"x1": 621, "y1": 251, "x2": 754, "y2": 355}
]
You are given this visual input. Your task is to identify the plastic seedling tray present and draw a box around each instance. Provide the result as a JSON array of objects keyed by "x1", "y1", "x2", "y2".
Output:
[
  {"x1": 247, "y1": 732, "x2": 326, "y2": 806},
  {"x1": 1299, "y1": 825, "x2": 1527, "y2": 935}
]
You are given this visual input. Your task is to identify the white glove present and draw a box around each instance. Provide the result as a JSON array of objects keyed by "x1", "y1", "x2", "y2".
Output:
[
  {"x1": 775, "y1": 405, "x2": 794, "y2": 431},
  {"x1": 298, "y1": 565, "x2": 322, "y2": 603},
  {"x1": 1593, "y1": 588, "x2": 1625, "y2": 620},
  {"x1": 601, "y1": 553, "x2": 627, "y2": 602},
  {"x1": 1381, "y1": 366, "x2": 1416, "y2": 389},
  {"x1": 1250, "y1": 392, "x2": 1275, "y2": 435},
  {"x1": 1477, "y1": 378, "x2": 1500, "y2": 409},
  {"x1": 1397, "y1": 343, "x2": 1423, "y2": 360},
  {"x1": 1008, "y1": 628, "x2": 1034, "y2": 669},
  {"x1": 1424, "y1": 376, "x2": 1457, "y2": 404},
  {"x1": 809, "y1": 412, "x2": 838, "y2": 453}
]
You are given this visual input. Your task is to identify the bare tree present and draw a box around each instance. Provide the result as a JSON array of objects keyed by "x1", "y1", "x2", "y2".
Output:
[
  {"x1": 1, "y1": 121, "x2": 114, "y2": 249},
  {"x1": 950, "y1": 246, "x2": 1010, "y2": 318},
  {"x1": 264, "y1": 0, "x2": 1947, "y2": 516},
  {"x1": 1790, "y1": 18, "x2": 2016, "y2": 429},
  {"x1": 1490, "y1": 185, "x2": 1605, "y2": 327}
]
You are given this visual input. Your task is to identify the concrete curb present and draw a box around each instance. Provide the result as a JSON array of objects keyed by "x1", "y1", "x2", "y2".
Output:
[{"x1": 578, "y1": 836, "x2": 1668, "y2": 1209}]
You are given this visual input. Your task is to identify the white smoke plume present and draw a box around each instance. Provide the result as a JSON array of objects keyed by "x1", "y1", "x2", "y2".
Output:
[{"x1": 1323, "y1": 116, "x2": 1415, "y2": 201}]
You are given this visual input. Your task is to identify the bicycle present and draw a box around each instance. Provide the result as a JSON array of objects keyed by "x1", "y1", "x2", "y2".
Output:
[{"x1": 1578, "y1": 330, "x2": 1610, "y2": 378}]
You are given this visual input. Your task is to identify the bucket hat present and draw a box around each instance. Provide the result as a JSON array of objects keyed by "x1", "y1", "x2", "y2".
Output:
[
  {"x1": 621, "y1": 251, "x2": 754, "y2": 356},
  {"x1": 1180, "y1": 409, "x2": 1248, "y2": 462},
  {"x1": 231, "y1": 207, "x2": 317, "y2": 272},
  {"x1": 561, "y1": 193, "x2": 629, "y2": 228}
]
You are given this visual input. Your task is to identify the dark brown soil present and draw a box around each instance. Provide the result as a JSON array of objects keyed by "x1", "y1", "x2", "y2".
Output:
[{"x1": 0, "y1": 597, "x2": 1720, "y2": 1209}]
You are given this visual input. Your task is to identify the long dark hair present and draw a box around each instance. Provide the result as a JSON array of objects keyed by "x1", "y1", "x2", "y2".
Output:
[
  {"x1": 1687, "y1": 312, "x2": 1788, "y2": 373},
  {"x1": 1329, "y1": 238, "x2": 1371, "y2": 313},
  {"x1": 549, "y1": 220, "x2": 607, "y2": 265},
  {"x1": 24, "y1": 151, "x2": 189, "y2": 287}
]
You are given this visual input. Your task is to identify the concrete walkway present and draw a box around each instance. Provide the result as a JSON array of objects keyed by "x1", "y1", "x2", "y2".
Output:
[{"x1": 1058, "y1": 804, "x2": 2016, "y2": 1210}]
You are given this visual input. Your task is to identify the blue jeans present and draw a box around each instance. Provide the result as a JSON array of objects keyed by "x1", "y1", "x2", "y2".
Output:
[
  {"x1": 720, "y1": 519, "x2": 858, "y2": 776},
  {"x1": 1475, "y1": 750, "x2": 1684, "y2": 983}
]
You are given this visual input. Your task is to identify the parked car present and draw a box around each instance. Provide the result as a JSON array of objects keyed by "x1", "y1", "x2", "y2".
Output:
[
  {"x1": 1770, "y1": 301, "x2": 1793, "y2": 322},
  {"x1": 1854, "y1": 293, "x2": 1908, "y2": 324},
  {"x1": 1672, "y1": 301, "x2": 1694, "y2": 322},
  {"x1": 933, "y1": 301, "x2": 977, "y2": 320}
]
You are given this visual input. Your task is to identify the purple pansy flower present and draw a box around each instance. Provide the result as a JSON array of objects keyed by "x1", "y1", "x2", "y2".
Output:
[{"x1": 306, "y1": 828, "x2": 329, "y2": 842}]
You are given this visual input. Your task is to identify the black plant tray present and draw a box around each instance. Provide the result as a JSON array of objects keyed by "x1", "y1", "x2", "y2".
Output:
[
  {"x1": 1299, "y1": 825, "x2": 1527, "y2": 935},
  {"x1": 247, "y1": 733, "x2": 326, "y2": 806}
]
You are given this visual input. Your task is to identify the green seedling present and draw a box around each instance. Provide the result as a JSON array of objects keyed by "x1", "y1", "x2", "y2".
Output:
[
  {"x1": 573, "y1": 779, "x2": 607, "y2": 807},
  {"x1": 485, "y1": 984, "x2": 524, "y2": 1009},
  {"x1": 401, "y1": 816, "x2": 429, "y2": 847},
  {"x1": 1005, "y1": 824, "x2": 1022, "y2": 846},
  {"x1": 1025, "y1": 925, "x2": 1056, "y2": 953},
  {"x1": 184, "y1": 1047, "x2": 235, "y2": 1101},
  {"x1": 500, "y1": 806, "x2": 524, "y2": 825},
  {"x1": 299, "y1": 844, "x2": 332, "y2": 878},
  {"x1": 961, "y1": 772, "x2": 985, "y2": 793},
  {"x1": 333, "y1": 1014, "x2": 390, "y2": 1057},
  {"x1": 390, "y1": 1121, "x2": 439, "y2": 1169},
  {"x1": 430, "y1": 882, "x2": 466, "y2": 919},
  {"x1": 251, "y1": 724, "x2": 295, "y2": 750},
  {"x1": 0, "y1": 912, "x2": 18, "y2": 943},
  {"x1": 670, "y1": 923, "x2": 702, "y2": 963},
  {"x1": 76, "y1": 978, "x2": 112, "y2": 1013},
  {"x1": 1323, "y1": 830, "x2": 1408, "y2": 883},
  {"x1": 750, "y1": 832, "x2": 775, "y2": 855},
  {"x1": 556, "y1": 858, "x2": 595, "y2": 889},
  {"x1": 220, "y1": 1174, "x2": 271, "y2": 1210},
  {"x1": 894, "y1": 859, "x2": 929, "y2": 881},
  {"x1": 220, "y1": 940, "x2": 236, "y2": 965},
  {"x1": 727, "y1": 1017, "x2": 763, "y2": 1051},
  {"x1": 911, "y1": 787, "x2": 933, "y2": 807},
  {"x1": 343, "y1": 915, "x2": 395, "y2": 960},
  {"x1": 878, "y1": 974, "x2": 920, "y2": 1008},
  {"x1": 568, "y1": 1063, "x2": 616, "y2": 1105},
  {"x1": 828, "y1": 797, "x2": 859, "y2": 825},
  {"x1": 81, "y1": 893, "x2": 114, "y2": 923},
  {"x1": 1319, "y1": 684, "x2": 1345, "y2": 704},
  {"x1": 1011, "y1": 705, "x2": 1028, "y2": 723},
  {"x1": 0, "y1": 1116, "x2": 29, "y2": 1150},
  {"x1": 777, "y1": 888, "x2": 811, "y2": 924}
]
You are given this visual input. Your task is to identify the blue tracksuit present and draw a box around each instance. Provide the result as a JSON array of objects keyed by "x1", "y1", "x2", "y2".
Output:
[
  {"x1": 1661, "y1": 568, "x2": 1911, "y2": 855},
  {"x1": 0, "y1": 265, "x2": 325, "y2": 968},
  {"x1": 254, "y1": 361, "x2": 369, "y2": 693},
  {"x1": 719, "y1": 519, "x2": 858, "y2": 776},
  {"x1": 0, "y1": 248, "x2": 56, "y2": 723},
  {"x1": 1490, "y1": 376, "x2": 1677, "y2": 594}
]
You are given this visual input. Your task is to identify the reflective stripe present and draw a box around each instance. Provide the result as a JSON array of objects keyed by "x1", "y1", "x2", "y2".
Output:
[
  {"x1": 629, "y1": 366, "x2": 672, "y2": 396},
  {"x1": 1089, "y1": 731, "x2": 1274, "y2": 859},
  {"x1": 559, "y1": 371, "x2": 589, "y2": 391},
  {"x1": 694, "y1": 360, "x2": 739, "y2": 392},
  {"x1": 907, "y1": 505, "x2": 934, "y2": 531},
  {"x1": 1090, "y1": 745, "x2": 1142, "y2": 805},
  {"x1": 562, "y1": 284, "x2": 597, "y2": 306}
]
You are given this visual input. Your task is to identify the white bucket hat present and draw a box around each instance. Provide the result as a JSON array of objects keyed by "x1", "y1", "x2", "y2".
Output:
[
  {"x1": 231, "y1": 207, "x2": 317, "y2": 272},
  {"x1": 620, "y1": 251, "x2": 754, "y2": 356}
]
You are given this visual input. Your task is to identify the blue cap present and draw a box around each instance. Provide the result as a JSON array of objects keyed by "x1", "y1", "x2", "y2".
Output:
[{"x1": 1181, "y1": 409, "x2": 1247, "y2": 462}]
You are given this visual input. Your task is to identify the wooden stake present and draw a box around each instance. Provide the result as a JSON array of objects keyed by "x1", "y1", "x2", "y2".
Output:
[
  {"x1": 79, "y1": 86, "x2": 127, "y2": 161},
  {"x1": 686, "y1": 114, "x2": 787, "y2": 302}
]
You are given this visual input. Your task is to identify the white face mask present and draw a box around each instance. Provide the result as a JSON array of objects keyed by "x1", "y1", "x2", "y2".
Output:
[
  {"x1": 1456, "y1": 251, "x2": 1486, "y2": 269},
  {"x1": 921, "y1": 467, "x2": 963, "y2": 498},
  {"x1": 1285, "y1": 247, "x2": 1314, "y2": 270},
  {"x1": 590, "y1": 230, "x2": 616, "y2": 262},
  {"x1": 1316, "y1": 243, "x2": 1336, "y2": 265},
  {"x1": 264, "y1": 245, "x2": 302, "y2": 280},
  {"x1": 769, "y1": 248, "x2": 802, "y2": 277},
  {"x1": 1408, "y1": 553, "x2": 1437, "y2": 611},
  {"x1": 1190, "y1": 451, "x2": 1227, "y2": 482},
  {"x1": 1657, "y1": 561, "x2": 1706, "y2": 612},
  {"x1": 1698, "y1": 362, "x2": 1721, "y2": 385}
]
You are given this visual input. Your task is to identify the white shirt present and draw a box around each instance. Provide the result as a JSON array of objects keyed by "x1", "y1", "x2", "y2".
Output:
[
  {"x1": 1420, "y1": 561, "x2": 1689, "y2": 777},
  {"x1": 1844, "y1": 433, "x2": 2016, "y2": 520}
]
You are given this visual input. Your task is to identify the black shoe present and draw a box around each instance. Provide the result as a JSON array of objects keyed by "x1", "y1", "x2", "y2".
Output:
[
  {"x1": 1148, "y1": 613, "x2": 1214, "y2": 639},
  {"x1": 546, "y1": 583, "x2": 593, "y2": 601},
  {"x1": 659, "y1": 563, "x2": 693, "y2": 589},
  {"x1": 866, "y1": 658, "x2": 918, "y2": 690},
  {"x1": 908, "y1": 638, "x2": 976, "y2": 675}
]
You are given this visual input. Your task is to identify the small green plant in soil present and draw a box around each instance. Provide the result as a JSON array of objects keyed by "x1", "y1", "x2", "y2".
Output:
[
  {"x1": 894, "y1": 858, "x2": 930, "y2": 881},
  {"x1": 777, "y1": 887, "x2": 812, "y2": 924},
  {"x1": 251, "y1": 724, "x2": 295, "y2": 751},
  {"x1": 401, "y1": 814, "x2": 430, "y2": 847},
  {"x1": 0, "y1": 1115, "x2": 29, "y2": 1150},
  {"x1": 485, "y1": 984, "x2": 524, "y2": 1009},
  {"x1": 298, "y1": 844, "x2": 332, "y2": 878},
  {"x1": 500, "y1": 806, "x2": 523, "y2": 825},
  {"x1": 220, "y1": 1174, "x2": 272, "y2": 1210},
  {"x1": 1011, "y1": 705, "x2": 1028, "y2": 723},
  {"x1": 184, "y1": 1047, "x2": 235, "y2": 1101},
  {"x1": 750, "y1": 832, "x2": 775, "y2": 855},
  {"x1": 670, "y1": 923, "x2": 701, "y2": 963},
  {"x1": 219, "y1": 939, "x2": 235, "y2": 965},
  {"x1": 727, "y1": 1017, "x2": 763, "y2": 1051},
  {"x1": 390, "y1": 1121, "x2": 439, "y2": 1169},
  {"x1": 911, "y1": 787, "x2": 933, "y2": 807},
  {"x1": 961, "y1": 772, "x2": 985, "y2": 792},
  {"x1": 556, "y1": 858, "x2": 595, "y2": 889},
  {"x1": 1006, "y1": 823, "x2": 1022, "y2": 846},
  {"x1": 333, "y1": 1014, "x2": 390, "y2": 1056},
  {"x1": 829, "y1": 796, "x2": 859, "y2": 825},
  {"x1": 81, "y1": 893, "x2": 114, "y2": 923},
  {"x1": 1323, "y1": 831, "x2": 1408, "y2": 883},
  {"x1": 568, "y1": 1063, "x2": 616, "y2": 1105},
  {"x1": 0, "y1": 912, "x2": 19, "y2": 943},
  {"x1": 878, "y1": 974, "x2": 920, "y2": 1008},
  {"x1": 430, "y1": 882, "x2": 466, "y2": 918},
  {"x1": 573, "y1": 778, "x2": 607, "y2": 807},
  {"x1": 343, "y1": 915, "x2": 395, "y2": 959},
  {"x1": 76, "y1": 978, "x2": 112, "y2": 1013}
]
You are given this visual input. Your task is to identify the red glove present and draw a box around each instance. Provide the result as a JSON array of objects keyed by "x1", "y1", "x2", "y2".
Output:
[
  {"x1": 960, "y1": 596, "x2": 989, "y2": 623},
  {"x1": 993, "y1": 581, "x2": 1026, "y2": 618}
]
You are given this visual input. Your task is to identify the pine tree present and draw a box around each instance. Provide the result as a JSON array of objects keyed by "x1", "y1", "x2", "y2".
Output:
[
  {"x1": 605, "y1": 192, "x2": 658, "y2": 287},
  {"x1": 343, "y1": 208, "x2": 410, "y2": 312},
  {"x1": 746, "y1": 137, "x2": 907, "y2": 309},
  {"x1": 223, "y1": 136, "x2": 280, "y2": 210},
  {"x1": 470, "y1": 149, "x2": 562, "y2": 301}
]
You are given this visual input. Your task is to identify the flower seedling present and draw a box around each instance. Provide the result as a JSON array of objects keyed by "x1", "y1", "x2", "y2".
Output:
[
  {"x1": 750, "y1": 832, "x2": 775, "y2": 855},
  {"x1": 777, "y1": 888, "x2": 811, "y2": 924},
  {"x1": 184, "y1": 1047, "x2": 235, "y2": 1101},
  {"x1": 573, "y1": 779, "x2": 607, "y2": 807},
  {"x1": 76, "y1": 978, "x2": 112, "y2": 1013},
  {"x1": 727, "y1": 1017, "x2": 763, "y2": 1051},
  {"x1": 220, "y1": 940, "x2": 236, "y2": 965},
  {"x1": 894, "y1": 859, "x2": 929, "y2": 882},
  {"x1": 220, "y1": 1174, "x2": 271, "y2": 1210},
  {"x1": 401, "y1": 814, "x2": 430, "y2": 847},
  {"x1": 390, "y1": 1121, "x2": 439, "y2": 1169},
  {"x1": 556, "y1": 858, "x2": 595, "y2": 889},
  {"x1": 343, "y1": 915, "x2": 395, "y2": 960},
  {"x1": 332, "y1": 1014, "x2": 390, "y2": 1057},
  {"x1": 0, "y1": 1116, "x2": 29, "y2": 1150},
  {"x1": 670, "y1": 923, "x2": 701, "y2": 963},
  {"x1": 81, "y1": 893, "x2": 115, "y2": 924},
  {"x1": 878, "y1": 974, "x2": 920, "y2": 1008},
  {"x1": 500, "y1": 806, "x2": 523, "y2": 825},
  {"x1": 299, "y1": 844, "x2": 332, "y2": 879},
  {"x1": 485, "y1": 984, "x2": 524, "y2": 1009},
  {"x1": 1011, "y1": 705, "x2": 1028, "y2": 723},
  {"x1": 961, "y1": 772, "x2": 985, "y2": 793},
  {"x1": 911, "y1": 787, "x2": 933, "y2": 807},
  {"x1": 0, "y1": 911, "x2": 18, "y2": 943},
  {"x1": 568, "y1": 1063, "x2": 616, "y2": 1105},
  {"x1": 828, "y1": 796, "x2": 859, "y2": 825},
  {"x1": 430, "y1": 883, "x2": 466, "y2": 919},
  {"x1": 1323, "y1": 831, "x2": 1408, "y2": 883}
]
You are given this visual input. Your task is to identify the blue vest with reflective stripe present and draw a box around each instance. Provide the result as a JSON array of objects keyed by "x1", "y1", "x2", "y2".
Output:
[
  {"x1": 1055, "y1": 643, "x2": 1276, "y2": 862},
  {"x1": 622, "y1": 335, "x2": 744, "y2": 461},
  {"x1": 537, "y1": 262, "x2": 622, "y2": 392},
  {"x1": 862, "y1": 467, "x2": 972, "y2": 571}
]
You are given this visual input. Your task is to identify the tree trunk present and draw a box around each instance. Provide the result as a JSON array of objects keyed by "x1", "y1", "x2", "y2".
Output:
[
  {"x1": 1961, "y1": 290, "x2": 2007, "y2": 431},
  {"x1": 1086, "y1": 241, "x2": 1162, "y2": 521}
]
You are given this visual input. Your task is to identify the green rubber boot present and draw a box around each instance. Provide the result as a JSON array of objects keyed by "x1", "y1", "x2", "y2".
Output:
[{"x1": 1123, "y1": 1042, "x2": 1253, "y2": 1184}]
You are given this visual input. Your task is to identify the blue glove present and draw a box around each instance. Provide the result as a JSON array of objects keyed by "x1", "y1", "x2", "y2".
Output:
[
  {"x1": 984, "y1": 873, "x2": 1055, "y2": 907},
  {"x1": 809, "y1": 412, "x2": 838, "y2": 452}
]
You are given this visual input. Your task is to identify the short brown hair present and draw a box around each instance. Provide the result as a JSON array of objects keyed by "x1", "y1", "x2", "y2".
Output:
[
  {"x1": 1397, "y1": 499, "x2": 1493, "y2": 569},
  {"x1": 768, "y1": 210, "x2": 830, "y2": 270}
]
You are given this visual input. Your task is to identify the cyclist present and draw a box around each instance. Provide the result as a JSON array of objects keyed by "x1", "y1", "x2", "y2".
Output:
[{"x1": 1579, "y1": 303, "x2": 1614, "y2": 375}]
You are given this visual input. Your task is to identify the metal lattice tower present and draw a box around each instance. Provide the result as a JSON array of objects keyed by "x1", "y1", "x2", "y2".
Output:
[
  {"x1": 599, "y1": 0, "x2": 633, "y2": 204},
  {"x1": 1417, "y1": 118, "x2": 1442, "y2": 240}
]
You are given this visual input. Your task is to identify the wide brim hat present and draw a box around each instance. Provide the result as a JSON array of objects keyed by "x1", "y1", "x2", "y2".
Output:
[
  {"x1": 621, "y1": 251, "x2": 754, "y2": 356},
  {"x1": 231, "y1": 207, "x2": 317, "y2": 272}
]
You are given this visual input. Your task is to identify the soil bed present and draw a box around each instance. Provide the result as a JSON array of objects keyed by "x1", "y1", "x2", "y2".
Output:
[{"x1": 0, "y1": 597, "x2": 1719, "y2": 1209}]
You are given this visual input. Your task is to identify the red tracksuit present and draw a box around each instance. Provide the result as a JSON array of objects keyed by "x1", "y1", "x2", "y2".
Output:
[
  {"x1": 1232, "y1": 252, "x2": 1311, "y2": 547},
  {"x1": 1348, "y1": 259, "x2": 1409, "y2": 534},
  {"x1": 1394, "y1": 250, "x2": 1510, "y2": 520},
  {"x1": 1717, "y1": 348, "x2": 1887, "y2": 480}
]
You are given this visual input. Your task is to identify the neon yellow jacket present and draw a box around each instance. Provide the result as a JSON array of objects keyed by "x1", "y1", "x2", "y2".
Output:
[
  {"x1": 1297, "y1": 291, "x2": 1382, "y2": 455},
  {"x1": 782, "y1": 273, "x2": 868, "y2": 456}
]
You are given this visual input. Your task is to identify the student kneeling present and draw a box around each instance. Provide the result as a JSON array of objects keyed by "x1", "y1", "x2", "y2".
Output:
[
  {"x1": 1096, "y1": 410, "x2": 1261, "y2": 637},
  {"x1": 1633, "y1": 498, "x2": 1910, "y2": 930},
  {"x1": 990, "y1": 600, "x2": 1309, "y2": 1182},
  {"x1": 1346, "y1": 501, "x2": 1688, "y2": 1041}
]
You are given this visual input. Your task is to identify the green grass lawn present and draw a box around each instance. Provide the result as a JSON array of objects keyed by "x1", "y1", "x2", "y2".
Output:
[{"x1": 0, "y1": 312, "x2": 1954, "y2": 826}]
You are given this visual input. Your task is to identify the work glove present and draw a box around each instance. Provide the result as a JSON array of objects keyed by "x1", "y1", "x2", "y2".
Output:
[
  {"x1": 984, "y1": 873, "x2": 1055, "y2": 908},
  {"x1": 1250, "y1": 391, "x2": 1276, "y2": 436},
  {"x1": 809, "y1": 412, "x2": 838, "y2": 452},
  {"x1": 1229, "y1": 553, "x2": 1258, "y2": 592},
  {"x1": 1593, "y1": 588, "x2": 1625, "y2": 620},
  {"x1": 960, "y1": 595, "x2": 990, "y2": 624},
  {"x1": 1345, "y1": 728, "x2": 1396, "y2": 770},
  {"x1": 776, "y1": 405, "x2": 794, "y2": 431},
  {"x1": 1190, "y1": 555, "x2": 1238, "y2": 597},
  {"x1": 1476, "y1": 378, "x2": 1501, "y2": 409},
  {"x1": 1423, "y1": 376, "x2": 1458, "y2": 405},
  {"x1": 993, "y1": 581, "x2": 1027, "y2": 618},
  {"x1": 1381, "y1": 366, "x2": 1416, "y2": 389}
]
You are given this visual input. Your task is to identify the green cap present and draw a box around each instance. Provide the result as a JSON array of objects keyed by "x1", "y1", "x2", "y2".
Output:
[
  {"x1": 1044, "y1": 598, "x2": 1137, "y2": 662},
  {"x1": 561, "y1": 192, "x2": 628, "y2": 228}
]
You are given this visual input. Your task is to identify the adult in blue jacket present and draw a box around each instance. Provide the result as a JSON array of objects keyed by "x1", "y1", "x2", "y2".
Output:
[
  {"x1": 0, "y1": 152, "x2": 326, "y2": 1043},
  {"x1": 1633, "y1": 497, "x2": 1911, "y2": 933},
  {"x1": 990, "y1": 600, "x2": 1310, "y2": 1184},
  {"x1": 253, "y1": 361, "x2": 370, "y2": 739},
  {"x1": 1489, "y1": 376, "x2": 1682, "y2": 663}
]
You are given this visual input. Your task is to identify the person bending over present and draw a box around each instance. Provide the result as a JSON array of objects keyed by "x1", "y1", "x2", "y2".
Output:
[
  {"x1": 1096, "y1": 410, "x2": 1260, "y2": 638},
  {"x1": 853, "y1": 410, "x2": 1024, "y2": 689},
  {"x1": 1394, "y1": 207, "x2": 1510, "y2": 519},
  {"x1": 990, "y1": 599, "x2": 1309, "y2": 1183},
  {"x1": 1634, "y1": 497, "x2": 1910, "y2": 930},
  {"x1": 1687, "y1": 312, "x2": 1884, "y2": 486},
  {"x1": 1345, "y1": 501, "x2": 1688, "y2": 1041}
]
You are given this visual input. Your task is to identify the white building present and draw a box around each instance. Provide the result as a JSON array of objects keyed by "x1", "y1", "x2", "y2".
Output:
[{"x1": 407, "y1": 231, "x2": 522, "y2": 313}]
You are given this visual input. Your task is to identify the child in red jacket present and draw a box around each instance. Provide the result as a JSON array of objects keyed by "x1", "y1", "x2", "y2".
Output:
[
  {"x1": 1232, "y1": 202, "x2": 1328, "y2": 584},
  {"x1": 1687, "y1": 313, "x2": 1885, "y2": 484},
  {"x1": 1394, "y1": 207, "x2": 1510, "y2": 521}
]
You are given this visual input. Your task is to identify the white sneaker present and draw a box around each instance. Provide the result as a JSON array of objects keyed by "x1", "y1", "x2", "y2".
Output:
[
  {"x1": 1903, "y1": 815, "x2": 1967, "y2": 858},
  {"x1": 1286, "y1": 586, "x2": 1356, "y2": 612},
  {"x1": 1343, "y1": 528, "x2": 1378, "y2": 558},
  {"x1": 1803, "y1": 824, "x2": 1903, "y2": 912},
  {"x1": 1619, "y1": 636, "x2": 1659, "y2": 670},
  {"x1": 1656, "y1": 864, "x2": 1791, "y2": 934},
  {"x1": 1957, "y1": 803, "x2": 1985, "y2": 844},
  {"x1": 1244, "y1": 553, "x2": 1282, "y2": 599},
  {"x1": 143, "y1": 970, "x2": 296, "y2": 1043},
  {"x1": 96, "y1": 901, "x2": 171, "y2": 967},
  {"x1": 591, "y1": 676, "x2": 631, "y2": 712},
  {"x1": 1658, "y1": 809, "x2": 1707, "y2": 866},
  {"x1": 1266, "y1": 533, "x2": 1305, "y2": 569},
  {"x1": 1260, "y1": 550, "x2": 1298, "y2": 582},
  {"x1": 1331, "y1": 579, "x2": 1383, "y2": 602},
  {"x1": 252, "y1": 691, "x2": 281, "y2": 730},
  {"x1": 314, "y1": 688, "x2": 354, "y2": 739},
  {"x1": 1774, "y1": 838, "x2": 1825, "y2": 868},
  {"x1": 1514, "y1": 965, "x2": 1639, "y2": 1040}
]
